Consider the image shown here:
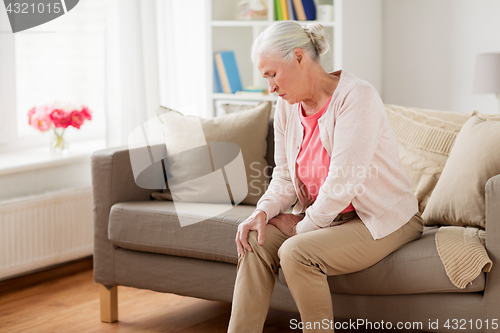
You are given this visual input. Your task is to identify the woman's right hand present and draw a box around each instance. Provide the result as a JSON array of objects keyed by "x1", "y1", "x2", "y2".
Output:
[{"x1": 235, "y1": 210, "x2": 267, "y2": 258}]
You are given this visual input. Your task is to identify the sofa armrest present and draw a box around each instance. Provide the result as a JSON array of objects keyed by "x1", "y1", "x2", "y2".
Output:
[
  {"x1": 91, "y1": 144, "x2": 164, "y2": 286},
  {"x1": 484, "y1": 174, "x2": 500, "y2": 321}
]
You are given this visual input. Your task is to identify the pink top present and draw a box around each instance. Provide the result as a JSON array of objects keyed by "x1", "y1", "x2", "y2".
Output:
[{"x1": 297, "y1": 96, "x2": 355, "y2": 214}]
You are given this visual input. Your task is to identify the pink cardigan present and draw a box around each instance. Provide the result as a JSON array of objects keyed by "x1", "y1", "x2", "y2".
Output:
[{"x1": 256, "y1": 70, "x2": 418, "y2": 240}]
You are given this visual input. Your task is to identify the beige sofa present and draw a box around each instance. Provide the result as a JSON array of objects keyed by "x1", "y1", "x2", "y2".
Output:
[{"x1": 91, "y1": 104, "x2": 500, "y2": 332}]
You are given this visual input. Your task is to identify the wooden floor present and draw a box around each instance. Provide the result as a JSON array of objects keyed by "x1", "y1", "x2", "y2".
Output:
[{"x1": 0, "y1": 268, "x2": 422, "y2": 332}]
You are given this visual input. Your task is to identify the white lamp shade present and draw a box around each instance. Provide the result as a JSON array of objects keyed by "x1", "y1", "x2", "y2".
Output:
[{"x1": 473, "y1": 53, "x2": 500, "y2": 94}]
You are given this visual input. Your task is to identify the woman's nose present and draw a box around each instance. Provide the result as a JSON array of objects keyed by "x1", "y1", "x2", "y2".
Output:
[{"x1": 269, "y1": 81, "x2": 278, "y2": 93}]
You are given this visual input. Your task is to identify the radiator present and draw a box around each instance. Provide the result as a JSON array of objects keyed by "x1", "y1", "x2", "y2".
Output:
[{"x1": 0, "y1": 187, "x2": 93, "y2": 281}]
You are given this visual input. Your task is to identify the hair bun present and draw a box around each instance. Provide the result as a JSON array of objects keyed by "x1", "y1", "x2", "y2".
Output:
[
  {"x1": 251, "y1": 20, "x2": 330, "y2": 64},
  {"x1": 303, "y1": 23, "x2": 329, "y2": 55}
]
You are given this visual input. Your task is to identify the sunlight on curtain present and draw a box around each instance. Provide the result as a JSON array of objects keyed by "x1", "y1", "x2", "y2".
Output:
[
  {"x1": 157, "y1": 0, "x2": 209, "y2": 118},
  {"x1": 105, "y1": 0, "x2": 161, "y2": 147},
  {"x1": 105, "y1": 0, "x2": 208, "y2": 147}
]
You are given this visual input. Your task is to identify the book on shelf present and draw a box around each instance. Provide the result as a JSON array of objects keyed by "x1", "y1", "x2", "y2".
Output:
[
  {"x1": 275, "y1": 0, "x2": 296, "y2": 21},
  {"x1": 291, "y1": 0, "x2": 306, "y2": 20},
  {"x1": 289, "y1": 0, "x2": 317, "y2": 21},
  {"x1": 286, "y1": 0, "x2": 296, "y2": 20},
  {"x1": 275, "y1": 0, "x2": 317, "y2": 21},
  {"x1": 275, "y1": 0, "x2": 282, "y2": 20},
  {"x1": 214, "y1": 51, "x2": 243, "y2": 94},
  {"x1": 302, "y1": 0, "x2": 316, "y2": 20},
  {"x1": 280, "y1": 0, "x2": 289, "y2": 20}
]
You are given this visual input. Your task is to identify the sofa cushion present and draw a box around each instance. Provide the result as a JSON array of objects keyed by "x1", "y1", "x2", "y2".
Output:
[
  {"x1": 109, "y1": 201, "x2": 253, "y2": 265},
  {"x1": 109, "y1": 201, "x2": 484, "y2": 295},
  {"x1": 422, "y1": 111, "x2": 500, "y2": 229},
  {"x1": 385, "y1": 104, "x2": 470, "y2": 213},
  {"x1": 279, "y1": 227, "x2": 484, "y2": 295},
  {"x1": 153, "y1": 101, "x2": 271, "y2": 206}
]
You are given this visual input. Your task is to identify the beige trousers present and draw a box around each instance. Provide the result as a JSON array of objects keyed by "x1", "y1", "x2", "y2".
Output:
[{"x1": 227, "y1": 211, "x2": 423, "y2": 333}]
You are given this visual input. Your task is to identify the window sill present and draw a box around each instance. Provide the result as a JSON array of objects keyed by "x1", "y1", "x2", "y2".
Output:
[{"x1": 0, "y1": 139, "x2": 106, "y2": 176}]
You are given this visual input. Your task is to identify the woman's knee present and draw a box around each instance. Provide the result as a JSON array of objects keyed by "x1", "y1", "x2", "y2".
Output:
[
  {"x1": 247, "y1": 230, "x2": 260, "y2": 248},
  {"x1": 247, "y1": 224, "x2": 284, "y2": 254},
  {"x1": 278, "y1": 236, "x2": 305, "y2": 268}
]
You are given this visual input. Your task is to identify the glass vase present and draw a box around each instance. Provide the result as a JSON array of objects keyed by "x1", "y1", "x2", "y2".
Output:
[{"x1": 50, "y1": 128, "x2": 68, "y2": 153}]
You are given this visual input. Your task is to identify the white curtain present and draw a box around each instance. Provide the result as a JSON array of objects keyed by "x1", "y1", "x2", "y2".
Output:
[{"x1": 105, "y1": 0, "x2": 208, "y2": 147}]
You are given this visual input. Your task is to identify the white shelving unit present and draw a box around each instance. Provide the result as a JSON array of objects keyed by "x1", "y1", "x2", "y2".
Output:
[{"x1": 208, "y1": 0, "x2": 382, "y2": 116}]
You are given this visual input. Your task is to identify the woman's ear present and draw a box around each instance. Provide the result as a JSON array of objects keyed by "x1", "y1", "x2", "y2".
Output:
[{"x1": 294, "y1": 48, "x2": 304, "y2": 64}]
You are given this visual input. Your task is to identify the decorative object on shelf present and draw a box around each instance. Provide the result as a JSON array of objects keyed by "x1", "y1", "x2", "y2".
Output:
[
  {"x1": 244, "y1": 86, "x2": 269, "y2": 93},
  {"x1": 214, "y1": 51, "x2": 243, "y2": 94},
  {"x1": 235, "y1": 86, "x2": 269, "y2": 98},
  {"x1": 317, "y1": 4, "x2": 333, "y2": 21},
  {"x1": 473, "y1": 53, "x2": 500, "y2": 114},
  {"x1": 237, "y1": 0, "x2": 268, "y2": 20},
  {"x1": 28, "y1": 102, "x2": 93, "y2": 152}
]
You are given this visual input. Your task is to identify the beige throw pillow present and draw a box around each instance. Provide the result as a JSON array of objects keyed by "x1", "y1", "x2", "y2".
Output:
[
  {"x1": 385, "y1": 104, "x2": 470, "y2": 212},
  {"x1": 422, "y1": 111, "x2": 500, "y2": 228},
  {"x1": 152, "y1": 101, "x2": 272, "y2": 205}
]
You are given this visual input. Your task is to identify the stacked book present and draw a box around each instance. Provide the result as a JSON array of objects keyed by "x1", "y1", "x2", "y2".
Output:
[
  {"x1": 275, "y1": 0, "x2": 316, "y2": 21},
  {"x1": 214, "y1": 51, "x2": 243, "y2": 94}
]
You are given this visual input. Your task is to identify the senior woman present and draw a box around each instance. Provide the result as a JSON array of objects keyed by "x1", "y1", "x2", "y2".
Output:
[{"x1": 228, "y1": 21, "x2": 422, "y2": 333}]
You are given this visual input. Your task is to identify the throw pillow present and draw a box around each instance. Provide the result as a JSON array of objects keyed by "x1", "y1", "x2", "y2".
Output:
[
  {"x1": 422, "y1": 111, "x2": 500, "y2": 229},
  {"x1": 385, "y1": 104, "x2": 470, "y2": 212},
  {"x1": 218, "y1": 102, "x2": 276, "y2": 118},
  {"x1": 151, "y1": 101, "x2": 272, "y2": 206}
]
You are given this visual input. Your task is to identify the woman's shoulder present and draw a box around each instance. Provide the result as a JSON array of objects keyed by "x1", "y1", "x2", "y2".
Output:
[
  {"x1": 331, "y1": 71, "x2": 381, "y2": 109},
  {"x1": 338, "y1": 71, "x2": 378, "y2": 95},
  {"x1": 331, "y1": 71, "x2": 385, "y2": 120}
]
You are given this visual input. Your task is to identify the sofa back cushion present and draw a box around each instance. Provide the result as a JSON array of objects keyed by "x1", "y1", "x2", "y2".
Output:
[
  {"x1": 266, "y1": 118, "x2": 275, "y2": 169},
  {"x1": 384, "y1": 104, "x2": 470, "y2": 213}
]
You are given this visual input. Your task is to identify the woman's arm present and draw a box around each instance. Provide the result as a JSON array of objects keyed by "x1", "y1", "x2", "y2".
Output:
[
  {"x1": 255, "y1": 99, "x2": 298, "y2": 223},
  {"x1": 236, "y1": 101, "x2": 299, "y2": 255},
  {"x1": 296, "y1": 83, "x2": 386, "y2": 234}
]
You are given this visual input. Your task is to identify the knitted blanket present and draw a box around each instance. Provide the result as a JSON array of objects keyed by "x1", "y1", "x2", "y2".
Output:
[{"x1": 435, "y1": 226, "x2": 492, "y2": 289}]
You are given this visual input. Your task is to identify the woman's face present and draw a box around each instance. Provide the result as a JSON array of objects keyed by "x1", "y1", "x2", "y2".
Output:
[{"x1": 257, "y1": 52, "x2": 305, "y2": 105}]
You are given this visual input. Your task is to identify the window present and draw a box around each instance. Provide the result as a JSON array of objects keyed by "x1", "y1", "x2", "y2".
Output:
[{"x1": 0, "y1": 0, "x2": 105, "y2": 153}]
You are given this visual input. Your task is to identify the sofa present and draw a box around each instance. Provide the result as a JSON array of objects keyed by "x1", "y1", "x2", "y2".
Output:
[{"x1": 91, "y1": 103, "x2": 500, "y2": 332}]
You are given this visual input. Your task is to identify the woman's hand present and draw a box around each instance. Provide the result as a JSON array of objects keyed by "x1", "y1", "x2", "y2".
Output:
[
  {"x1": 236, "y1": 210, "x2": 267, "y2": 257},
  {"x1": 268, "y1": 214, "x2": 302, "y2": 238}
]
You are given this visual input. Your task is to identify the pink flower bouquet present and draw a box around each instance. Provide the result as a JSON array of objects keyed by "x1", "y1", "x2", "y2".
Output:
[{"x1": 28, "y1": 103, "x2": 92, "y2": 151}]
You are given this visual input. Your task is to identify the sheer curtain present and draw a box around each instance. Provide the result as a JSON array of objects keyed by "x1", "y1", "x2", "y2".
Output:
[{"x1": 105, "y1": 0, "x2": 208, "y2": 147}]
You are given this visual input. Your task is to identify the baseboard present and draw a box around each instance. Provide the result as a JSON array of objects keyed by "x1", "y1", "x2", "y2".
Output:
[{"x1": 0, "y1": 256, "x2": 93, "y2": 296}]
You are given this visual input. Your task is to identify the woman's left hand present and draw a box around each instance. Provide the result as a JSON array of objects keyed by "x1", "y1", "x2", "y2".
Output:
[{"x1": 268, "y1": 214, "x2": 302, "y2": 237}]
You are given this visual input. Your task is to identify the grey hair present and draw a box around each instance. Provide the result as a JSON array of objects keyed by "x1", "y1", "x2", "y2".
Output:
[{"x1": 251, "y1": 21, "x2": 329, "y2": 64}]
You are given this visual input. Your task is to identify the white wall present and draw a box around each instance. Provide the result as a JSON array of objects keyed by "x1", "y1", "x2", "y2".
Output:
[
  {"x1": 342, "y1": 0, "x2": 383, "y2": 94},
  {"x1": 382, "y1": 0, "x2": 500, "y2": 114}
]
